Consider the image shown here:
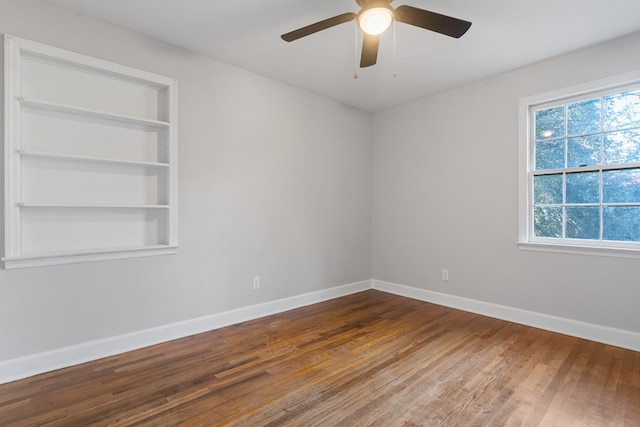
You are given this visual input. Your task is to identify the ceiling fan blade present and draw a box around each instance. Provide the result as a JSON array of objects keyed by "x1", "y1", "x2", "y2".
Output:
[
  {"x1": 281, "y1": 12, "x2": 357, "y2": 42},
  {"x1": 395, "y1": 5, "x2": 471, "y2": 38},
  {"x1": 360, "y1": 34, "x2": 380, "y2": 67}
]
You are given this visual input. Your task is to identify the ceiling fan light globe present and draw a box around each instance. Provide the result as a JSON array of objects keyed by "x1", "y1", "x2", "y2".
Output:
[{"x1": 358, "y1": 7, "x2": 394, "y2": 35}]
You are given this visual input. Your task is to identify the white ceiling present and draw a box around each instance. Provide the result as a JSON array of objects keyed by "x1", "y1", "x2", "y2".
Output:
[{"x1": 45, "y1": 0, "x2": 640, "y2": 112}]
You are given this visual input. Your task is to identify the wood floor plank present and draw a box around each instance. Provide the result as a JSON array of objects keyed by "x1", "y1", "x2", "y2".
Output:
[{"x1": 0, "y1": 290, "x2": 638, "y2": 426}]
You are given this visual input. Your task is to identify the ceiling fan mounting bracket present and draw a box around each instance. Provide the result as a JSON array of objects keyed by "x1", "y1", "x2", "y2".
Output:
[{"x1": 356, "y1": 0, "x2": 393, "y2": 8}]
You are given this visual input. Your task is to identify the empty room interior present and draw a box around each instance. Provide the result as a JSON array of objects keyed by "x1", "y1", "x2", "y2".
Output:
[{"x1": 1, "y1": 0, "x2": 640, "y2": 425}]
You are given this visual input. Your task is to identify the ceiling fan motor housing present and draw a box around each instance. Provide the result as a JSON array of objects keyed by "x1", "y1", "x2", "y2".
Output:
[{"x1": 357, "y1": 2, "x2": 395, "y2": 35}]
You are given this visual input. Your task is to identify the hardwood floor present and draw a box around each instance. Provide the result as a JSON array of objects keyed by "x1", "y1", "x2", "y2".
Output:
[{"x1": 1, "y1": 290, "x2": 639, "y2": 426}]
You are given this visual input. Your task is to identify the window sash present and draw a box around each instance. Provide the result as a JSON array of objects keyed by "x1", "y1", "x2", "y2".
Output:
[{"x1": 518, "y1": 71, "x2": 640, "y2": 257}]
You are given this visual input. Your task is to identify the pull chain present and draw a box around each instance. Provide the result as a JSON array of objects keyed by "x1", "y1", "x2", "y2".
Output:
[
  {"x1": 354, "y1": 21, "x2": 359, "y2": 79},
  {"x1": 393, "y1": 20, "x2": 397, "y2": 78}
]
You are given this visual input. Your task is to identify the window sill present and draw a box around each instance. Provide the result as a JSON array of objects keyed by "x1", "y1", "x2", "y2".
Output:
[{"x1": 517, "y1": 241, "x2": 640, "y2": 259}]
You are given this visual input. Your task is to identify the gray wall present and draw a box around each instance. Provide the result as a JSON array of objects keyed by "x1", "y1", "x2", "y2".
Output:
[
  {"x1": 2, "y1": 0, "x2": 639, "y2": 367},
  {"x1": 0, "y1": 0, "x2": 372, "y2": 361},
  {"x1": 372, "y1": 31, "x2": 640, "y2": 334}
]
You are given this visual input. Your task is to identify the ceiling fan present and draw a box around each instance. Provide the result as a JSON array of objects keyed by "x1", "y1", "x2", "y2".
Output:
[{"x1": 281, "y1": 0, "x2": 472, "y2": 68}]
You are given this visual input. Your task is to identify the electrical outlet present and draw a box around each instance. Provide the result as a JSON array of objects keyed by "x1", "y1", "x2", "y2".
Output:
[
  {"x1": 441, "y1": 269, "x2": 449, "y2": 281},
  {"x1": 252, "y1": 276, "x2": 260, "y2": 290}
]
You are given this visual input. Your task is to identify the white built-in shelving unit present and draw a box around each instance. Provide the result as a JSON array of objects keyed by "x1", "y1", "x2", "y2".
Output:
[{"x1": 2, "y1": 35, "x2": 178, "y2": 269}]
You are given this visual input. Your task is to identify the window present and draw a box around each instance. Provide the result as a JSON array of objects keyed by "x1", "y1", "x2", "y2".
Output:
[{"x1": 518, "y1": 72, "x2": 640, "y2": 257}]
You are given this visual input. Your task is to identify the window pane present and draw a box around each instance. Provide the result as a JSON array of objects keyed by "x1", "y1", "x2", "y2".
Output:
[
  {"x1": 535, "y1": 139, "x2": 564, "y2": 170},
  {"x1": 567, "y1": 98, "x2": 601, "y2": 136},
  {"x1": 603, "y1": 206, "x2": 640, "y2": 242},
  {"x1": 603, "y1": 129, "x2": 640, "y2": 164},
  {"x1": 603, "y1": 168, "x2": 640, "y2": 203},
  {"x1": 567, "y1": 135, "x2": 601, "y2": 167},
  {"x1": 534, "y1": 174, "x2": 562, "y2": 204},
  {"x1": 603, "y1": 90, "x2": 640, "y2": 131},
  {"x1": 528, "y1": 84, "x2": 640, "y2": 249},
  {"x1": 534, "y1": 207, "x2": 563, "y2": 237},
  {"x1": 566, "y1": 172, "x2": 599, "y2": 204},
  {"x1": 535, "y1": 106, "x2": 565, "y2": 141},
  {"x1": 566, "y1": 206, "x2": 600, "y2": 239}
]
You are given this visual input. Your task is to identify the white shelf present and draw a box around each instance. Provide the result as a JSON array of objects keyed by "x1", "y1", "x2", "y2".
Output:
[
  {"x1": 18, "y1": 150, "x2": 170, "y2": 168},
  {"x1": 17, "y1": 203, "x2": 170, "y2": 209},
  {"x1": 1, "y1": 245, "x2": 179, "y2": 270},
  {"x1": 3, "y1": 35, "x2": 178, "y2": 269},
  {"x1": 18, "y1": 97, "x2": 170, "y2": 129}
]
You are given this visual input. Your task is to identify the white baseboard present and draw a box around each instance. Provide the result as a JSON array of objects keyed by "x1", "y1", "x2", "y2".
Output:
[
  {"x1": 0, "y1": 280, "x2": 372, "y2": 385},
  {"x1": 372, "y1": 279, "x2": 640, "y2": 353},
  {"x1": 3, "y1": 278, "x2": 638, "y2": 385}
]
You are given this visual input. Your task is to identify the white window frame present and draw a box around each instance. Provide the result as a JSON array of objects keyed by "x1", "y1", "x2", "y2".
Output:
[{"x1": 518, "y1": 70, "x2": 640, "y2": 258}]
